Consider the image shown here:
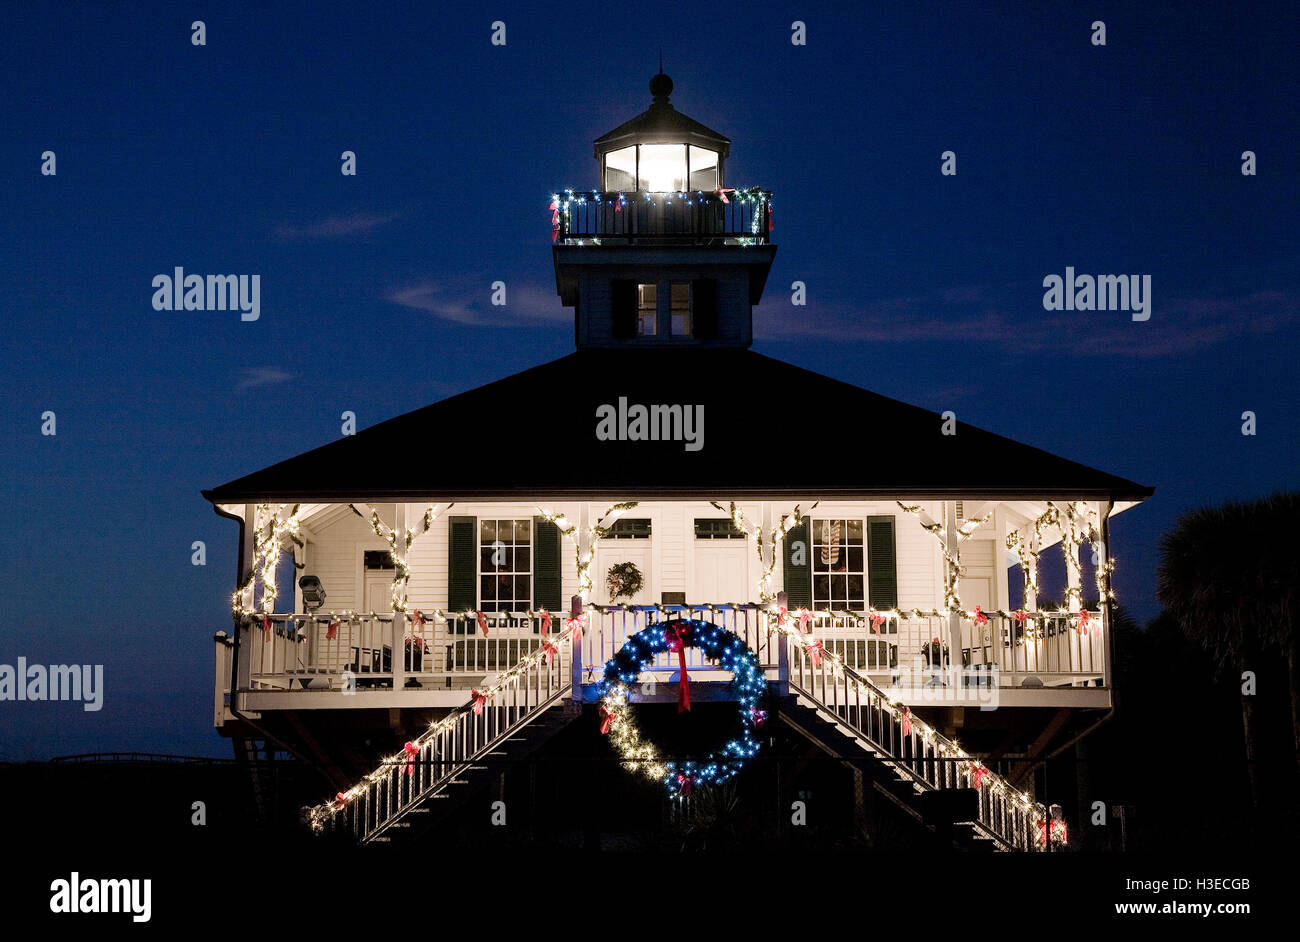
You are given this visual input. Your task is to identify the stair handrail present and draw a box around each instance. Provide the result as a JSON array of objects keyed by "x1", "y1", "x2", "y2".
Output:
[
  {"x1": 306, "y1": 612, "x2": 583, "y2": 839},
  {"x1": 771, "y1": 607, "x2": 1051, "y2": 850}
]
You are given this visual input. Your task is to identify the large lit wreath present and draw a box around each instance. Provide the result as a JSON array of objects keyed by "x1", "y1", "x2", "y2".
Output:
[{"x1": 596, "y1": 619, "x2": 767, "y2": 796}]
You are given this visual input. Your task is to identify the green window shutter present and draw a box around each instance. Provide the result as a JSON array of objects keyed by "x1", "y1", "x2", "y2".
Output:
[
  {"x1": 692, "y1": 278, "x2": 717, "y2": 339},
  {"x1": 448, "y1": 516, "x2": 477, "y2": 613},
  {"x1": 533, "y1": 516, "x2": 562, "y2": 616},
  {"x1": 611, "y1": 279, "x2": 637, "y2": 339},
  {"x1": 867, "y1": 515, "x2": 898, "y2": 610},
  {"x1": 783, "y1": 522, "x2": 811, "y2": 608}
]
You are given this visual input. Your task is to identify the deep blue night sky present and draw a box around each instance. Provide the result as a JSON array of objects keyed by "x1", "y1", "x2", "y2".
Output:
[{"x1": 1, "y1": 1, "x2": 1296, "y2": 759}]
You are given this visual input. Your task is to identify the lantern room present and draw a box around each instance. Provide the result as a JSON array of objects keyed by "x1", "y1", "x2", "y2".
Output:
[{"x1": 594, "y1": 72, "x2": 730, "y2": 192}]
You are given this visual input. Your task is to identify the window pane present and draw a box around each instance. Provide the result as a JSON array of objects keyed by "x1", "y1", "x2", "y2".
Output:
[
  {"x1": 480, "y1": 519, "x2": 497, "y2": 543},
  {"x1": 638, "y1": 144, "x2": 687, "y2": 191},
  {"x1": 670, "y1": 282, "x2": 691, "y2": 336},
  {"x1": 689, "y1": 147, "x2": 718, "y2": 190},
  {"x1": 480, "y1": 576, "x2": 496, "y2": 600},
  {"x1": 638, "y1": 283, "x2": 657, "y2": 336},
  {"x1": 846, "y1": 520, "x2": 864, "y2": 543},
  {"x1": 605, "y1": 146, "x2": 636, "y2": 190}
]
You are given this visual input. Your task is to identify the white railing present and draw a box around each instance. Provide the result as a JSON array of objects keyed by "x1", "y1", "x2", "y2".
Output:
[
  {"x1": 317, "y1": 658, "x2": 569, "y2": 843},
  {"x1": 237, "y1": 605, "x2": 1106, "y2": 693},
  {"x1": 785, "y1": 633, "x2": 1046, "y2": 851}
]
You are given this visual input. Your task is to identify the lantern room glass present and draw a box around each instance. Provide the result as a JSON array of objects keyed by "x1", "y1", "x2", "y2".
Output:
[
  {"x1": 688, "y1": 146, "x2": 718, "y2": 190},
  {"x1": 636, "y1": 144, "x2": 687, "y2": 192},
  {"x1": 604, "y1": 146, "x2": 636, "y2": 191}
]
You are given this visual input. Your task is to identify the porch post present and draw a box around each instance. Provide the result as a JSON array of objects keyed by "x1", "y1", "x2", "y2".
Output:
[
  {"x1": 569, "y1": 595, "x2": 583, "y2": 696},
  {"x1": 1098, "y1": 499, "x2": 1114, "y2": 691},
  {"x1": 1066, "y1": 503, "x2": 1083, "y2": 679},
  {"x1": 944, "y1": 500, "x2": 962, "y2": 686},
  {"x1": 776, "y1": 589, "x2": 790, "y2": 693},
  {"x1": 233, "y1": 503, "x2": 256, "y2": 695},
  {"x1": 391, "y1": 502, "x2": 406, "y2": 690}
]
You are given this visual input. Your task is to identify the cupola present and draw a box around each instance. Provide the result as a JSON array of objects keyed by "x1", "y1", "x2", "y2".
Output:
[{"x1": 593, "y1": 71, "x2": 730, "y2": 192}]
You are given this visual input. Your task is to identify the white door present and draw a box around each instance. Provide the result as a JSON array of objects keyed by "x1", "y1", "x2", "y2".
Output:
[
  {"x1": 690, "y1": 544, "x2": 749, "y2": 603},
  {"x1": 595, "y1": 542, "x2": 654, "y2": 605}
]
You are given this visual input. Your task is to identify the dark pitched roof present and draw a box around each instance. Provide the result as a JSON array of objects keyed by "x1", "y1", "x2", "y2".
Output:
[
  {"x1": 203, "y1": 349, "x2": 1154, "y2": 503},
  {"x1": 593, "y1": 102, "x2": 731, "y2": 157}
]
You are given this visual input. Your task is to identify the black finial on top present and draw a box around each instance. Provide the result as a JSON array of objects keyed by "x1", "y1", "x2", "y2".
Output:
[{"x1": 649, "y1": 68, "x2": 673, "y2": 105}]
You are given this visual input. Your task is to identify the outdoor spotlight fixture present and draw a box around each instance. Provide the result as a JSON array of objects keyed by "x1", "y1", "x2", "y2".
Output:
[{"x1": 299, "y1": 575, "x2": 327, "y2": 611}]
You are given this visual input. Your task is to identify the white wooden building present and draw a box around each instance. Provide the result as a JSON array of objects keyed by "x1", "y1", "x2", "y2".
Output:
[{"x1": 205, "y1": 73, "x2": 1151, "y2": 849}]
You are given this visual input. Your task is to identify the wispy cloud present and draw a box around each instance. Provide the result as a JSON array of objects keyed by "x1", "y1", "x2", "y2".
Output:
[
  {"x1": 386, "y1": 280, "x2": 567, "y2": 326},
  {"x1": 236, "y1": 367, "x2": 293, "y2": 392},
  {"x1": 756, "y1": 283, "x2": 1298, "y2": 357},
  {"x1": 274, "y1": 212, "x2": 401, "y2": 241}
]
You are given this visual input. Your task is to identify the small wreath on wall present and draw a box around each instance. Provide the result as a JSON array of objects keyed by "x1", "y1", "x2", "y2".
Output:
[
  {"x1": 605, "y1": 561, "x2": 645, "y2": 600},
  {"x1": 596, "y1": 619, "x2": 766, "y2": 796}
]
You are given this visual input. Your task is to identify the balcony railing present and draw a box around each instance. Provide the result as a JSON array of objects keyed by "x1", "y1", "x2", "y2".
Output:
[
  {"x1": 552, "y1": 188, "x2": 772, "y2": 245},
  {"x1": 232, "y1": 604, "x2": 1105, "y2": 697}
]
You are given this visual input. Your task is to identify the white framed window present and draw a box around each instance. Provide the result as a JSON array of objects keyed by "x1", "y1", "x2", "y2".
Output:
[
  {"x1": 811, "y1": 518, "x2": 866, "y2": 609},
  {"x1": 479, "y1": 518, "x2": 531, "y2": 612},
  {"x1": 670, "y1": 282, "x2": 691, "y2": 336},
  {"x1": 637, "y1": 283, "x2": 658, "y2": 336}
]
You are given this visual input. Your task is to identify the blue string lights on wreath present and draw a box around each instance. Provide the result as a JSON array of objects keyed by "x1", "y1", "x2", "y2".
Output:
[{"x1": 596, "y1": 619, "x2": 767, "y2": 797}]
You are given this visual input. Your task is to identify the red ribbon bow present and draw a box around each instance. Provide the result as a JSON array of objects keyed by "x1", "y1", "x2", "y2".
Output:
[
  {"x1": 538, "y1": 610, "x2": 551, "y2": 635},
  {"x1": 777, "y1": 605, "x2": 789, "y2": 629},
  {"x1": 334, "y1": 792, "x2": 350, "y2": 809},
  {"x1": 471, "y1": 689, "x2": 488, "y2": 715},
  {"x1": 969, "y1": 762, "x2": 989, "y2": 790},
  {"x1": 599, "y1": 704, "x2": 619, "y2": 734},
  {"x1": 409, "y1": 609, "x2": 425, "y2": 631},
  {"x1": 798, "y1": 608, "x2": 813, "y2": 633},
  {"x1": 716, "y1": 186, "x2": 735, "y2": 204},
  {"x1": 549, "y1": 199, "x2": 560, "y2": 242},
  {"x1": 403, "y1": 741, "x2": 418, "y2": 776},
  {"x1": 667, "y1": 623, "x2": 692, "y2": 713},
  {"x1": 806, "y1": 639, "x2": 824, "y2": 667},
  {"x1": 542, "y1": 637, "x2": 559, "y2": 665},
  {"x1": 565, "y1": 615, "x2": 583, "y2": 644},
  {"x1": 900, "y1": 707, "x2": 913, "y2": 738},
  {"x1": 750, "y1": 707, "x2": 767, "y2": 729},
  {"x1": 262, "y1": 615, "x2": 273, "y2": 641},
  {"x1": 326, "y1": 619, "x2": 339, "y2": 640},
  {"x1": 1077, "y1": 610, "x2": 1091, "y2": 635},
  {"x1": 768, "y1": 206, "x2": 774, "y2": 232},
  {"x1": 476, "y1": 611, "x2": 490, "y2": 636},
  {"x1": 869, "y1": 610, "x2": 885, "y2": 634},
  {"x1": 614, "y1": 195, "x2": 623, "y2": 213},
  {"x1": 1038, "y1": 818, "x2": 1067, "y2": 846},
  {"x1": 973, "y1": 605, "x2": 988, "y2": 626},
  {"x1": 1013, "y1": 610, "x2": 1028, "y2": 625},
  {"x1": 676, "y1": 774, "x2": 694, "y2": 796}
]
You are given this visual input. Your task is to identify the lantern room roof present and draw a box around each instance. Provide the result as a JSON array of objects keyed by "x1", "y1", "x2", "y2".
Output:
[{"x1": 593, "y1": 72, "x2": 731, "y2": 158}]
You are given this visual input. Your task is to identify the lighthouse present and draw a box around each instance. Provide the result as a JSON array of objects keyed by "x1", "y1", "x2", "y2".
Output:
[{"x1": 552, "y1": 72, "x2": 776, "y2": 349}]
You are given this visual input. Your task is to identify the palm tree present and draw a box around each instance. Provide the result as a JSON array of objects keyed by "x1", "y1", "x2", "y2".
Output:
[{"x1": 1157, "y1": 492, "x2": 1300, "y2": 805}]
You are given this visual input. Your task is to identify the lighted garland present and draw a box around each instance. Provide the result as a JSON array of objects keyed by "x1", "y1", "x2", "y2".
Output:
[
  {"x1": 597, "y1": 619, "x2": 765, "y2": 796},
  {"x1": 766, "y1": 602, "x2": 1051, "y2": 840},
  {"x1": 550, "y1": 186, "x2": 773, "y2": 244},
  {"x1": 309, "y1": 501, "x2": 640, "y2": 831}
]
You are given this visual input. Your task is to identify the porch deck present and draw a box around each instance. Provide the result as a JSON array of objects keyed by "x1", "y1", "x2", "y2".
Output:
[{"x1": 216, "y1": 602, "x2": 1110, "y2": 718}]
